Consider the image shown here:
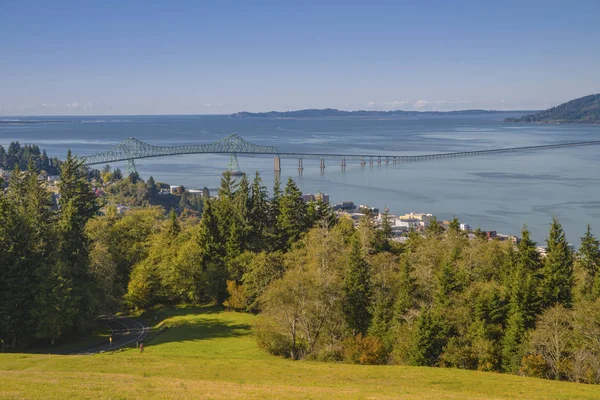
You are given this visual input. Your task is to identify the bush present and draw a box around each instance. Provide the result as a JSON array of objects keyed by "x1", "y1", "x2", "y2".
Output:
[
  {"x1": 342, "y1": 334, "x2": 387, "y2": 365},
  {"x1": 223, "y1": 280, "x2": 249, "y2": 311}
]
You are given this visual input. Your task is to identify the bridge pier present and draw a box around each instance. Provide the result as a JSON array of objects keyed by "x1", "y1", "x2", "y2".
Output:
[
  {"x1": 274, "y1": 156, "x2": 281, "y2": 172},
  {"x1": 298, "y1": 158, "x2": 303, "y2": 172},
  {"x1": 341, "y1": 158, "x2": 346, "y2": 168},
  {"x1": 377, "y1": 156, "x2": 381, "y2": 165},
  {"x1": 369, "y1": 156, "x2": 374, "y2": 166},
  {"x1": 360, "y1": 158, "x2": 366, "y2": 168},
  {"x1": 320, "y1": 158, "x2": 325, "y2": 170}
]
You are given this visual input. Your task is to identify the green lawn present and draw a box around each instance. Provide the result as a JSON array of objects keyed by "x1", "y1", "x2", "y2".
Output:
[{"x1": 1, "y1": 305, "x2": 598, "y2": 399}]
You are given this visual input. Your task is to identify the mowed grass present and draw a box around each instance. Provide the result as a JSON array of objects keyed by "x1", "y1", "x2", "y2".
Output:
[{"x1": 1, "y1": 306, "x2": 599, "y2": 399}]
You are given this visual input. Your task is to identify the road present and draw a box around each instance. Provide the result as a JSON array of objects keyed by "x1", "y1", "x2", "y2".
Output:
[{"x1": 67, "y1": 317, "x2": 150, "y2": 355}]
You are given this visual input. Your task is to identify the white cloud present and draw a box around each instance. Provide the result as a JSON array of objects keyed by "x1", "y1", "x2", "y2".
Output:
[
  {"x1": 413, "y1": 100, "x2": 430, "y2": 109},
  {"x1": 366, "y1": 101, "x2": 376, "y2": 108}
]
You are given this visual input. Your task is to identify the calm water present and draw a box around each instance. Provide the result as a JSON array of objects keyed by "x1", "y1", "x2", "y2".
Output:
[{"x1": 2, "y1": 114, "x2": 599, "y2": 245}]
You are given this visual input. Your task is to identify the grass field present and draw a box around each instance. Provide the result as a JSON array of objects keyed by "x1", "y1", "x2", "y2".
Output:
[{"x1": 1, "y1": 305, "x2": 599, "y2": 399}]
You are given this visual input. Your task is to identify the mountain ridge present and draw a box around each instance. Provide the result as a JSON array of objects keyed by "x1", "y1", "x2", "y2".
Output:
[{"x1": 229, "y1": 108, "x2": 533, "y2": 119}]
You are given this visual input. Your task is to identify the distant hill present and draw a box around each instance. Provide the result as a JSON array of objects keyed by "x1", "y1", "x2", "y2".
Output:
[
  {"x1": 505, "y1": 94, "x2": 600, "y2": 124},
  {"x1": 230, "y1": 108, "x2": 528, "y2": 119}
]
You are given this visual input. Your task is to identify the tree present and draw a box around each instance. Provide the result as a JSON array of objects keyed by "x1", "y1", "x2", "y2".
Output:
[
  {"x1": 540, "y1": 218, "x2": 573, "y2": 309},
  {"x1": 501, "y1": 309, "x2": 526, "y2": 373},
  {"x1": 578, "y1": 225, "x2": 600, "y2": 299},
  {"x1": 529, "y1": 305, "x2": 573, "y2": 380},
  {"x1": 35, "y1": 150, "x2": 98, "y2": 343},
  {"x1": 248, "y1": 171, "x2": 268, "y2": 251},
  {"x1": 146, "y1": 176, "x2": 158, "y2": 198},
  {"x1": 449, "y1": 216, "x2": 461, "y2": 233},
  {"x1": 342, "y1": 238, "x2": 372, "y2": 336},
  {"x1": 179, "y1": 190, "x2": 189, "y2": 211},
  {"x1": 112, "y1": 168, "x2": 123, "y2": 181},
  {"x1": 426, "y1": 217, "x2": 444, "y2": 237},
  {"x1": 410, "y1": 309, "x2": 445, "y2": 366},
  {"x1": 275, "y1": 178, "x2": 307, "y2": 250}
]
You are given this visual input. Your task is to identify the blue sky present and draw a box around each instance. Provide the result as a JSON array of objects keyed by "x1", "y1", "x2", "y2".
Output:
[{"x1": 1, "y1": 0, "x2": 599, "y2": 115}]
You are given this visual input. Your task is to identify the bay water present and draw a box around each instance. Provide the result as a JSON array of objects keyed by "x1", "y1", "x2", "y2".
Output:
[{"x1": 2, "y1": 113, "x2": 599, "y2": 245}]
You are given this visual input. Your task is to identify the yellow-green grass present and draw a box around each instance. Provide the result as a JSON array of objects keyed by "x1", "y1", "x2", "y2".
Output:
[{"x1": 1, "y1": 305, "x2": 598, "y2": 399}]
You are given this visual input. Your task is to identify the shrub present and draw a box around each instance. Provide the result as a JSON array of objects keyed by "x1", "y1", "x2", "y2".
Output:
[{"x1": 342, "y1": 334, "x2": 387, "y2": 365}]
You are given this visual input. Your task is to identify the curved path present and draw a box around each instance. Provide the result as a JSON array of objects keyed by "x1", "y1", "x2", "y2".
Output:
[{"x1": 67, "y1": 317, "x2": 150, "y2": 355}]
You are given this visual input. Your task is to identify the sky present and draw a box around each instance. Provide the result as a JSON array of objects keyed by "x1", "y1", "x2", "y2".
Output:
[{"x1": 1, "y1": 0, "x2": 599, "y2": 116}]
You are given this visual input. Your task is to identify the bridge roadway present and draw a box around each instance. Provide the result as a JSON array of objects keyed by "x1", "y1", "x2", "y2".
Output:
[{"x1": 80, "y1": 134, "x2": 600, "y2": 171}]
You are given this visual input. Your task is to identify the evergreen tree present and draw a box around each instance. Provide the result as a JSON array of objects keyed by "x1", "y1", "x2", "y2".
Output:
[
  {"x1": 426, "y1": 217, "x2": 444, "y2": 237},
  {"x1": 249, "y1": 172, "x2": 268, "y2": 250},
  {"x1": 101, "y1": 164, "x2": 111, "y2": 174},
  {"x1": 179, "y1": 190, "x2": 189, "y2": 211},
  {"x1": 501, "y1": 310, "x2": 526, "y2": 373},
  {"x1": 202, "y1": 186, "x2": 211, "y2": 199},
  {"x1": 540, "y1": 218, "x2": 573, "y2": 308},
  {"x1": 342, "y1": 238, "x2": 372, "y2": 335},
  {"x1": 449, "y1": 216, "x2": 461, "y2": 233},
  {"x1": 394, "y1": 257, "x2": 417, "y2": 318},
  {"x1": 146, "y1": 176, "x2": 158, "y2": 198},
  {"x1": 435, "y1": 259, "x2": 462, "y2": 308},
  {"x1": 35, "y1": 150, "x2": 98, "y2": 343},
  {"x1": 275, "y1": 177, "x2": 307, "y2": 250},
  {"x1": 517, "y1": 227, "x2": 542, "y2": 274},
  {"x1": 112, "y1": 168, "x2": 123, "y2": 181},
  {"x1": 410, "y1": 309, "x2": 444, "y2": 366},
  {"x1": 578, "y1": 225, "x2": 600, "y2": 299},
  {"x1": 0, "y1": 194, "x2": 37, "y2": 348},
  {"x1": 167, "y1": 208, "x2": 180, "y2": 237}
]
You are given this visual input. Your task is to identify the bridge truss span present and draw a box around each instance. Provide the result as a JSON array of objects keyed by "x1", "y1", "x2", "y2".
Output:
[{"x1": 80, "y1": 134, "x2": 600, "y2": 172}]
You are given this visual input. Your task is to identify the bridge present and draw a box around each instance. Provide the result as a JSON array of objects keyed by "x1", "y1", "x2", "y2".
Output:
[{"x1": 81, "y1": 134, "x2": 600, "y2": 173}]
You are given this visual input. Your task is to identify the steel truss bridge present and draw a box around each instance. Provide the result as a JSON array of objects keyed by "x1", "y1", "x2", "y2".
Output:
[{"x1": 81, "y1": 134, "x2": 600, "y2": 173}]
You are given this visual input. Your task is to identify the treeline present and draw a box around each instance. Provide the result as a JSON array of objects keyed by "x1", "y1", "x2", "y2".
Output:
[
  {"x1": 2, "y1": 165, "x2": 600, "y2": 385},
  {"x1": 0, "y1": 142, "x2": 61, "y2": 175}
]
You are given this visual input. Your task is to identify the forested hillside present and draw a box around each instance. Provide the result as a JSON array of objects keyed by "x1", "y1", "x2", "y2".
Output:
[
  {"x1": 2, "y1": 160, "x2": 600, "y2": 385},
  {"x1": 506, "y1": 94, "x2": 600, "y2": 124}
]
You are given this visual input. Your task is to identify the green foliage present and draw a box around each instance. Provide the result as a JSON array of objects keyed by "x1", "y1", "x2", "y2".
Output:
[
  {"x1": 578, "y1": 225, "x2": 600, "y2": 299},
  {"x1": 342, "y1": 238, "x2": 372, "y2": 336},
  {"x1": 540, "y1": 218, "x2": 574, "y2": 308}
]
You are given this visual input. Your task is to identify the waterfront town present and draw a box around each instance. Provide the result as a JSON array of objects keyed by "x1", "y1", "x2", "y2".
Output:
[{"x1": 1, "y1": 166, "x2": 548, "y2": 253}]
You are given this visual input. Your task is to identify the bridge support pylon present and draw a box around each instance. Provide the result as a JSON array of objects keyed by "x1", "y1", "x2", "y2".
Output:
[
  {"x1": 274, "y1": 156, "x2": 281, "y2": 172},
  {"x1": 298, "y1": 158, "x2": 303, "y2": 171},
  {"x1": 126, "y1": 158, "x2": 137, "y2": 174},
  {"x1": 320, "y1": 158, "x2": 325, "y2": 170},
  {"x1": 341, "y1": 158, "x2": 346, "y2": 169}
]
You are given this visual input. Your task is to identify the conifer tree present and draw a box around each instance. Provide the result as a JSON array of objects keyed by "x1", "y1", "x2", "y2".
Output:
[
  {"x1": 167, "y1": 208, "x2": 180, "y2": 238},
  {"x1": 248, "y1": 172, "x2": 268, "y2": 250},
  {"x1": 449, "y1": 216, "x2": 461, "y2": 233},
  {"x1": 501, "y1": 309, "x2": 526, "y2": 373},
  {"x1": 342, "y1": 238, "x2": 372, "y2": 336},
  {"x1": 540, "y1": 218, "x2": 573, "y2": 308},
  {"x1": 578, "y1": 225, "x2": 600, "y2": 299},
  {"x1": 146, "y1": 176, "x2": 157, "y2": 198},
  {"x1": 410, "y1": 309, "x2": 444, "y2": 366},
  {"x1": 426, "y1": 217, "x2": 444, "y2": 237},
  {"x1": 275, "y1": 177, "x2": 307, "y2": 250},
  {"x1": 394, "y1": 257, "x2": 417, "y2": 318}
]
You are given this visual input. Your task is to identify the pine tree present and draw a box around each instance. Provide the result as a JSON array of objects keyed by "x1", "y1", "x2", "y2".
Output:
[
  {"x1": 578, "y1": 225, "x2": 600, "y2": 299},
  {"x1": 517, "y1": 226, "x2": 542, "y2": 274},
  {"x1": 342, "y1": 238, "x2": 372, "y2": 335},
  {"x1": 248, "y1": 172, "x2": 269, "y2": 251},
  {"x1": 540, "y1": 218, "x2": 573, "y2": 309}
]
